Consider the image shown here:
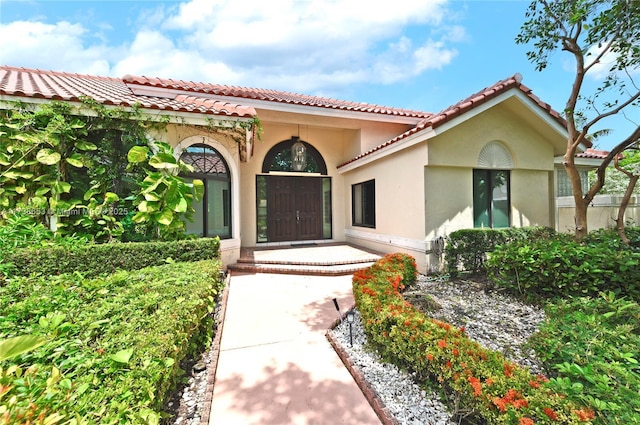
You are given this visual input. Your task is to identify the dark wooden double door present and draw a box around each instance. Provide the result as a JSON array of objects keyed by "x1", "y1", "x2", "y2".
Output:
[{"x1": 267, "y1": 176, "x2": 322, "y2": 242}]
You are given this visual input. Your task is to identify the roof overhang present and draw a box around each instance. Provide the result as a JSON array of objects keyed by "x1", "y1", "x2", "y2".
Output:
[
  {"x1": 127, "y1": 84, "x2": 424, "y2": 126},
  {"x1": 339, "y1": 87, "x2": 570, "y2": 172},
  {"x1": 0, "y1": 95, "x2": 254, "y2": 128}
]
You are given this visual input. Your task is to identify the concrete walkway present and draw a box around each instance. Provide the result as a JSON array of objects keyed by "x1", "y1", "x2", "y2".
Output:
[{"x1": 208, "y1": 272, "x2": 382, "y2": 425}]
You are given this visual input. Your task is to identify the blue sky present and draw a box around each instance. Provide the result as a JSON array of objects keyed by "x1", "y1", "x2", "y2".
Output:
[{"x1": 0, "y1": 0, "x2": 636, "y2": 150}]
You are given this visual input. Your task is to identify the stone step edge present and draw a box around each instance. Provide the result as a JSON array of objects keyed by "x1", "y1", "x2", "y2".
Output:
[
  {"x1": 235, "y1": 257, "x2": 380, "y2": 266},
  {"x1": 227, "y1": 262, "x2": 376, "y2": 276}
]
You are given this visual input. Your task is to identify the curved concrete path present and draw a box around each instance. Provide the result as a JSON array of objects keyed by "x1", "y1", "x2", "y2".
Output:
[{"x1": 208, "y1": 272, "x2": 382, "y2": 425}]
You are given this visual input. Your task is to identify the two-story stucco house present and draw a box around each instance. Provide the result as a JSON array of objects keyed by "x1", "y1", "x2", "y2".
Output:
[{"x1": 0, "y1": 66, "x2": 597, "y2": 272}]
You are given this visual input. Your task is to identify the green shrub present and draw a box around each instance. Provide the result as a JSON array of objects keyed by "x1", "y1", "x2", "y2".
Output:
[
  {"x1": 583, "y1": 227, "x2": 640, "y2": 250},
  {"x1": 445, "y1": 229, "x2": 504, "y2": 276},
  {"x1": 354, "y1": 253, "x2": 594, "y2": 425},
  {"x1": 445, "y1": 227, "x2": 559, "y2": 277},
  {"x1": 486, "y1": 236, "x2": 640, "y2": 301},
  {"x1": 0, "y1": 259, "x2": 223, "y2": 424},
  {"x1": 528, "y1": 293, "x2": 640, "y2": 424},
  {"x1": 4, "y1": 237, "x2": 220, "y2": 278}
]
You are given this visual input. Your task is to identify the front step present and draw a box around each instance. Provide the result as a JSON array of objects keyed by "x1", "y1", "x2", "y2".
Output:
[
  {"x1": 227, "y1": 243, "x2": 382, "y2": 276},
  {"x1": 227, "y1": 261, "x2": 376, "y2": 276}
]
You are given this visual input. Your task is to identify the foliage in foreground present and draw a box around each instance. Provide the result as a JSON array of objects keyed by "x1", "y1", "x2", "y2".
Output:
[
  {"x1": 486, "y1": 228, "x2": 640, "y2": 302},
  {"x1": 354, "y1": 253, "x2": 594, "y2": 425},
  {"x1": 528, "y1": 293, "x2": 640, "y2": 425},
  {"x1": 0, "y1": 259, "x2": 223, "y2": 424}
]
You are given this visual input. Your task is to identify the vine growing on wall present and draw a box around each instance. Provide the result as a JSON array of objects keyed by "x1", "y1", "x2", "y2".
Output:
[{"x1": 0, "y1": 99, "x2": 206, "y2": 242}]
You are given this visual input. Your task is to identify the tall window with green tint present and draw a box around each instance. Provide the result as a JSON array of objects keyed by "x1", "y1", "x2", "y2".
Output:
[{"x1": 473, "y1": 169, "x2": 510, "y2": 228}]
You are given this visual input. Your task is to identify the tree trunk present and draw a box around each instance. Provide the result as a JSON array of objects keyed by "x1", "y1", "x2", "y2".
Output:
[
  {"x1": 564, "y1": 153, "x2": 589, "y2": 240},
  {"x1": 615, "y1": 164, "x2": 639, "y2": 245}
]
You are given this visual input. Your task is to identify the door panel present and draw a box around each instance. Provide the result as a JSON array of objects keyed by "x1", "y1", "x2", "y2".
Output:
[
  {"x1": 296, "y1": 178, "x2": 322, "y2": 240},
  {"x1": 266, "y1": 176, "x2": 322, "y2": 242}
]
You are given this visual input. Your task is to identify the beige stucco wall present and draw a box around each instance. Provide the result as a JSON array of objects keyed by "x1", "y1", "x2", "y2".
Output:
[
  {"x1": 426, "y1": 105, "x2": 556, "y2": 170},
  {"x1": 422, "y1": 104, "x2": 560, "y2": 271},
  {"x1": 342, "y1": 142, "x2": 429, "y2": 270}
]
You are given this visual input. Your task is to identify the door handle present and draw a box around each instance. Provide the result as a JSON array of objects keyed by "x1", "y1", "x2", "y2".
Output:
[{"x1": 296, "y1": 210, "x2": 300, "y2": 223}]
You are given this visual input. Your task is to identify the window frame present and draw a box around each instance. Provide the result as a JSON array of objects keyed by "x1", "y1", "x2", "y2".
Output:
[
  {"x1": 473, "y1": 169, "x2": 511, "y2": 229},
  {"x1": 352, "y1": 179, "x2": 376, "y2": 228},
  {"x1": 180, "y1": 144, "x2": 232, "y2": 239}
]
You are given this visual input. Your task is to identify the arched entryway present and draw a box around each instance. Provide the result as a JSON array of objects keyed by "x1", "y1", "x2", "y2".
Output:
[{"x1": 257, "y1": 138, "x2": 332, "y2": 243}]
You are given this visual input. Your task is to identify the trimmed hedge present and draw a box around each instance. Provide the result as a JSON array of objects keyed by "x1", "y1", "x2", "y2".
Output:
[
  {"x1": 1, "y1": 259, "x2": 223, "y2": 424},
  {"x1": 486, "y1": 236, "x2": 640, "y2": 301},
  {"x1": 445, "y1": 227, "x2": 558, "y2": 276},
  {"x1": 3, "y1": 237, "x2": 220, "y2": 278},
  {"x1": 353, "y1": 253, "x2": 594, "y2": 425}
]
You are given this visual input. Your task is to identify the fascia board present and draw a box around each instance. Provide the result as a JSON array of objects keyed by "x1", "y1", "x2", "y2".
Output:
[
  {"x1": 554, "y1": 155, "x2": 606, "y2": 168},
  {"x1": 429, "y1": 90, "x2": 568, "y2": 140}
]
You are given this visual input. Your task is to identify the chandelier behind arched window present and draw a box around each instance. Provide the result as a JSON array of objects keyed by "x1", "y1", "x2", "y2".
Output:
[{"x1": 180, "y1": 143, "x2": 229, "y2": 176}]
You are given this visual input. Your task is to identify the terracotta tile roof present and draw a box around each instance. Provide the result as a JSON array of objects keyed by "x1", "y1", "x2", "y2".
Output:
[
  {"x1": 576, "y1": 148, "x2": 611, "y2": 159},
  {"x1": 123, "y1": 74, "x2": 430, "y2": 118},
  {"x1": 338, "y1": 74, "x2": 577, "y2": 168},
  {"x1": 0, "y1": 66, "x2": 256, "y2": 118}
]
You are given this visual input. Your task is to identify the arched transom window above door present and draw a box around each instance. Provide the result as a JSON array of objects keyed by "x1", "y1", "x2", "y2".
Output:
[
  {"x1": 262, "y1": 138, "x2": 328, "y2": 174},
  {"x1": 180, "y1": 143, "x2": 229, "y2": 177},
  {"x1": 179, "y1": 143, "x2": 232, "y2": 239}
]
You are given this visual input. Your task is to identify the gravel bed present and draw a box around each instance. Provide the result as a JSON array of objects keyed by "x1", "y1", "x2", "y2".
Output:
[
  {"x1": 168, "y1": 274, "x2": 546, "y2": 425},
  {"x1": 329, "y1": 274, "x2": 546, "y2": 425}
]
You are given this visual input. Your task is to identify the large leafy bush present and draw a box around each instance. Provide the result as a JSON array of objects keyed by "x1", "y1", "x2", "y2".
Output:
[
  {"x1": 486, "y1": 231, "x2": 640, "y2": 301},
  {"x1": 529, "y1": 293, "x2": 640, "y2": 424}
]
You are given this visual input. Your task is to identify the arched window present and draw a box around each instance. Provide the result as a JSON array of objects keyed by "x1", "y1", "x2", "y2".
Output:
[
  {"x1": 180, "y1": 143, "x2": 231, "y2": 239},
  {"x1": 262, "y1": 138, "x2": 328, "y2": 174}
]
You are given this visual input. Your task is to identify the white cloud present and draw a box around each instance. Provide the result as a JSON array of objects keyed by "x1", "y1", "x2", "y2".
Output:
[
  {"x1": 0, "y1": 20, "x2": 112, "y2": 75},
  {"x1": 1, "y1": 0, "x2": 465, "y2": 93}
]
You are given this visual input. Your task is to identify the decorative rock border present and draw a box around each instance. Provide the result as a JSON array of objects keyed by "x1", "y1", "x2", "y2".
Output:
[{"x1": 326, "y1": 305, "x2": 399, "y2": 425}]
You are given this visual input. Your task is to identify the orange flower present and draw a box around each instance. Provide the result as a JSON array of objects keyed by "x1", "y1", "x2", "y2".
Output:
[
  {"x1": 504, "y1": 362, "x2": 514, "y2": 378},
  {"x1": 504, "y1": 389, "x2": 519, "y2": 401},
  {"x1": 452, "y1": 348, "x2": 460, "y2": 357},
  {"x1": 543, "y1": 407, "x2": 558, "y2": 421},
  {"x1": 573, "y1": 409, "x2": 595, "y2": 421},
  {"x1": 512, "y1": 398, "x2": 529, "y2": 409},
  {"x1": 438, "y1": 339, "x2": 447, "y2": 348},
  {"x1": 468, "y1": 376, "x2": 482, "y2": 397},
  {"x1": 519, "y1": 418, "x2": 534, "y2": 425},
  {"x1": 493, "y1": 397, "x2": 508, "y2": 412},
  {"x1": 427, "y1": 353, "x2": 434, "y2": 361},
  {"x1": 529, "y1": 380, "x2": 540, "y2": 389},
  {"x1": 485, "y1": 378, "x2": 493, "y2": 386}
]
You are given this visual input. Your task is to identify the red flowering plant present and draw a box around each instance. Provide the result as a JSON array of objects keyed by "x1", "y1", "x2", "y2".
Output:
[{"x1": 352, "y1": 253, "x2": 595, "y2": 425}]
